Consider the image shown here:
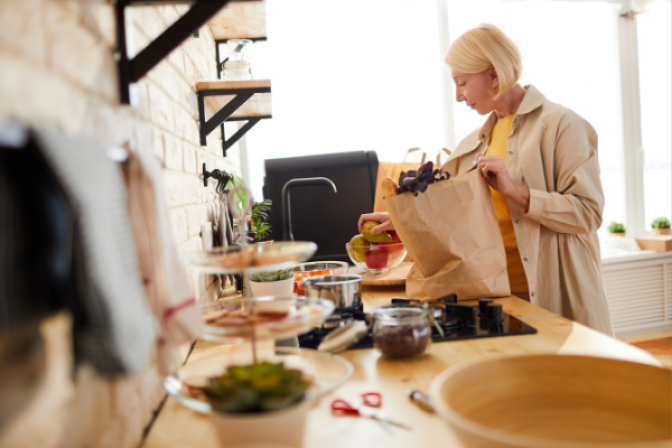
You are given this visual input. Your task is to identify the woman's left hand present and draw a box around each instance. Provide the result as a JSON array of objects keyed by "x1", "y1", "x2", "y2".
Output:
[{"x1": 477, "y1": 154, "x2": 530, "y2": 211}]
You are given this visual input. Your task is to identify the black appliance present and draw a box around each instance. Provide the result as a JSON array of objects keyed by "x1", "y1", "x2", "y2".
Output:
[
  {"x1": 263, "y1": 151, "x2": 379, "y2": 264},
  {"x1": 298, "y1": 295, "x2": 537, "y2": 350}
]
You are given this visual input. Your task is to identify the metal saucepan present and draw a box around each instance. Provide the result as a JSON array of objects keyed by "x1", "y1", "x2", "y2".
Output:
[{"x1": 300, "y1": 274, "x2": 363, "y2": 310}]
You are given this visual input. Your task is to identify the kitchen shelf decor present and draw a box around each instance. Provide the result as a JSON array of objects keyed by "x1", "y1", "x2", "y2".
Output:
[
  {"x1": 113, "y1": 0, "x2": 259, "y2": 104},
  {"x1": 196, "y1": 79, "x2": 271, "y2": 155},
  {"x1": 215, "y1": 38, "x2": 267, "y2": 79}
]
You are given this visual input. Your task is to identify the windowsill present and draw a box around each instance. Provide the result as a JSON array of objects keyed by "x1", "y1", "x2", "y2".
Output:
[{"x1": 601, "y1": 250, "x2": 671, "y2": 265}]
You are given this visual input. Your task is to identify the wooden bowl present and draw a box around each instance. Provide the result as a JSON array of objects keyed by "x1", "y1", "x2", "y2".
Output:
[{"x1": 429, "y1": 355, "x2": 671, "y2": 448}]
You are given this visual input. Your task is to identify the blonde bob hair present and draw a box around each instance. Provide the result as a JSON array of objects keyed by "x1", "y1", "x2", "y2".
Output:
[{"x1": 445, "y1": 24, "x2": 522, "y2": 99}]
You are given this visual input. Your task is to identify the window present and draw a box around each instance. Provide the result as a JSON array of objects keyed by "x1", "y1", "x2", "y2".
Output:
[
  {"x1": 637, "y1": 1, "x2": 672, "y2": 230},
  {"x1": 242, "y1": 0, "x2": 669, "y2": 238},
  {"x1": 244, "y1": 0, "x2": 445, "y2": 200}
]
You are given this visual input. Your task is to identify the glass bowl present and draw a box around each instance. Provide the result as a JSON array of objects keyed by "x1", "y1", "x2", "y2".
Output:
[
  {"x1": 184, "y1": 241, "x2": 317, "y2": 275},
  {"x1": 346, "y1": 242, "x2": 406, "y2": 274},
  {"x1": 199, "y1": 296, "x2": 335, "y2": 344},
  {"x1": 291, "y1": 261, "x2": 349, "y2": 296},
  {"x1": 163, "y1": 346, "x2": 354, "y2": 414}
]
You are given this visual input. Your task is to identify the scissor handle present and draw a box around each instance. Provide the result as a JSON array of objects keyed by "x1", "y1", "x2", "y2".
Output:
[
  {"x1": 331, "y1": 399, "x2": 360, "y2": 415},
  {"x1": 362, "y1": 392, "x2": 382, "y2": 408}
]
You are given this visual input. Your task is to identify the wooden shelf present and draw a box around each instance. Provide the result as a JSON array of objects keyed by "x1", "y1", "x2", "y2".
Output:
[
  {"x1": 196, "y1": 79, "x2": 270, "y2": 90},
  {"x1": 197, "y1": 79, "x2": 271, "y2": 155},
  {"x1": 208, "y1": 1, "x2": 267, "y2": 40},
  {"x1": 198, "y1": 80, "x2": 271, "y2": 119}
]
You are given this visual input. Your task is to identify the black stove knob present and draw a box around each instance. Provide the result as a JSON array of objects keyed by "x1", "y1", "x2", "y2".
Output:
[
  {"x1": 478, "y1": 299, "x2": 493, "y2": 315},
  {"x1": 391, "y1": 298, "x2": 420, "y2": 306},
  {"x1": 485, "y1": 303, "x2": 503, "y2": 321},
  {"x1": 438, "y1": 293, "x2": 457, "y2": 304}
]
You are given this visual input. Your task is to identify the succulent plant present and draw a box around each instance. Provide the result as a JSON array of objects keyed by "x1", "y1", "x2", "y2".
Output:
[
  {"x1": 607, "y1": 221, "x2": 626, "y2": 234},
  {"x1": 250, "y1": 269, "x2": 293, "y2": 282},
  {"x1": 204, "y1": 362, "x2": 312, "y2": 413},
  {"x1": 651, "y1": 217, "x2": 671, "y2": 229}
]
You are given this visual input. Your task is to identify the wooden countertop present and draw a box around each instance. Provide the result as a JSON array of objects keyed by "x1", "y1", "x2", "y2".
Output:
[{"x1": 142, "y1": 287, "x2": 660, "y2": 448}]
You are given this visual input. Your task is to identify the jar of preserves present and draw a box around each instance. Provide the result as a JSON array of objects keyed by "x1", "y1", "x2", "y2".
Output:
[{"x1": 372, "y1": 307, "x2": 432, "y2": 358}]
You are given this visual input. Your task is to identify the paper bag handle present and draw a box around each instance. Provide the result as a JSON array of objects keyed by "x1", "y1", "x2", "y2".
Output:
[
  {"x1": 436, "y1": 148, "x2": 452, "y2": 168},
  {"x1": 402, "y1": 147, "x2": 426, "y2": 165}
]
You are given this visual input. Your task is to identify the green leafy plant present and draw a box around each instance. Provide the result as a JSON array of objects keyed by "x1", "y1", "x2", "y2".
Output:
[
  {"x1": 607, "y1": 221, "x2": 626, "y2": 234},
  {"x1": 225, "y1": 176, "x2": 273, "y2": 242},
  {"x1": 204, "y1": 362, "x2": 312, "y2": 413},
  {"x1": 651, "y1": 217, "x2": 671, "y2": 229},
  {"x1": 250, "y1": 269, "x2": 293, "y2": 282},
  {"x1": 250, "y1": 199, "x2": 272, "y2": 241}
]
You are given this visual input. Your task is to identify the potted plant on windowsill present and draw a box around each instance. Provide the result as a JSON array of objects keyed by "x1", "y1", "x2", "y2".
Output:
[
  {"x1": 651, "y1": 217, "x2": 671, "y2": 236},
  {"x1": 607, "y1": 221, "x2": 626, "y2": 237},
  {"x1": 250, "y1": 269, "x2": 294, "y2": 297},
  {"x1": 204, "y1": 362, "x2": 314, "y2": 447}
]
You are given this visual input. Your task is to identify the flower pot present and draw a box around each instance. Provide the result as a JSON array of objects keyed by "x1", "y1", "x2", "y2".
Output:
[
  {"x1": 209, "y1": 397, "x2": 313, "y2": 447},
  {"x1": 652, "y1": 228, "x2": 671, "y2": 236},
  {"x1": 608, "y1": 232, "x2": 626, "y2": 237},
  {"x1": 250, "y1": 277, "x2": 294, "y2": 298}
]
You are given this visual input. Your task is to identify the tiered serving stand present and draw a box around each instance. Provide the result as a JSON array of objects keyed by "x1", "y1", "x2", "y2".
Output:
[{"x1": 164, "y1": 188, "x2": 353, "y2": 414}]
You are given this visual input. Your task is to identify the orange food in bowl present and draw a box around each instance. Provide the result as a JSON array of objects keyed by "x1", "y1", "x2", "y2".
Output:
[{"x1": 293, "y1": 269, "x2": 333, "y2": 295}]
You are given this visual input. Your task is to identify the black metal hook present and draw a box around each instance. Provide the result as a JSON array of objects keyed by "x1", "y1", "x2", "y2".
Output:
[{"x1": 203, "y1": 163, "x2": 231, "y2": 187}]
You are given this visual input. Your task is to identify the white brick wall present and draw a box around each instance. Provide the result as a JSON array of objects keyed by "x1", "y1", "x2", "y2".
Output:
[{"x1": 0, "y1": 1, "x2": 244, "y2": 447}]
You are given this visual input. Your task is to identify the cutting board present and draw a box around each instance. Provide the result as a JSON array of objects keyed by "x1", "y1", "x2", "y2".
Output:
[{"x1": 350, "y1": 262, "x2": 413, "y2": 286}]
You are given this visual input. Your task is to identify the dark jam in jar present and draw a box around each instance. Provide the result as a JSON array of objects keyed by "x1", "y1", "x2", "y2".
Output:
[{"x1": 373, "y1": 308, "x2": 432, "y2": 358}]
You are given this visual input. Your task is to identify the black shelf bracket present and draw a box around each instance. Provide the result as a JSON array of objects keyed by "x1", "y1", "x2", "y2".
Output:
[
  {"x1": 114, "y1": 0, "x2": 255, "y2": 104},
  {"x1": 197, "y1": 87, "x2": 271, "y2": 156}
]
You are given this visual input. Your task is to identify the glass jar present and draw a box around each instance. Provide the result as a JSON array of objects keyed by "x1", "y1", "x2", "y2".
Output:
[
  {"x1": 372, "y1": 307, "x2": 432, "y2": 358},
  {"x1": 225, "y1": 39, "x2": 252, "y2": 62}
]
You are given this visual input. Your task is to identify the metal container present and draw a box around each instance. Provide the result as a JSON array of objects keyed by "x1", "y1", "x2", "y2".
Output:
[{"x1": 301, "y1": 274, "x2": 362, "y2": 310}]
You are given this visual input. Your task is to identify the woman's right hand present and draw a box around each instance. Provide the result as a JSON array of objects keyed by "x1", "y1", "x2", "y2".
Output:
[{"x1": 358, "y1": 212, "x2": 394, "y2": 235}]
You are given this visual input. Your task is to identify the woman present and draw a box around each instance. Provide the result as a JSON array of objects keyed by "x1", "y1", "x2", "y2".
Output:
[{"x1": 360, "y1": 24, "x2": 613, "y2": 335}]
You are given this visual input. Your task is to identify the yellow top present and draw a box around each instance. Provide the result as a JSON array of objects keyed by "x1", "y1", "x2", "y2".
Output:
[{"x1": 486, "y1": 114, "x2": 529, "y2": 292}]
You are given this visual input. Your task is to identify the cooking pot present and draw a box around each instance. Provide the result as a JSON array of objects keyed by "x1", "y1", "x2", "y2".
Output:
[{"x1": 301, "y1": 274, "x2": 362, "y2": 310}]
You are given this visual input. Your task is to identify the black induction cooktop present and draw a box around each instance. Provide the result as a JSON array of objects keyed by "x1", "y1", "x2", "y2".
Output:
[{"x1": 298, "y1": 294, "x2": 537, "y2": 350}]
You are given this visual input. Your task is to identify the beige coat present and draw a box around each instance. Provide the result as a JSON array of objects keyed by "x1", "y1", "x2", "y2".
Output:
[{"x1": 444, "y1": 85, "x2": 614, "y2": 336}]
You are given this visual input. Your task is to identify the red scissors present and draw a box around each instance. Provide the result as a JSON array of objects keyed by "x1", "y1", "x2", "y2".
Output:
[{"x1": 331, "y1": 392, "x2": 411, "y2": 433}]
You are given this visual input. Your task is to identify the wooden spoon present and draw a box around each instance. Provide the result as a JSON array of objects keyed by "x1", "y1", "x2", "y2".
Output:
[{"x1": 381, "y1": 177, "x2": 399, "y2": 198}]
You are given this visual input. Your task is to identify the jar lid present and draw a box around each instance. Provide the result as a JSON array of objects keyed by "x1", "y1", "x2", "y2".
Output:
[
  {"x1": 374, "y1": 307, "x2": 427, "y2": 323},
  {"x1": 222, "y1": 60, "x2": 250, "y2": 68}
]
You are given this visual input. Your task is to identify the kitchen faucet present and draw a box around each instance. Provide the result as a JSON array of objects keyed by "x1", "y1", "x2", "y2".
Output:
[{"x1": 282, "y1": 177, "x2": 337, "y2": 241}]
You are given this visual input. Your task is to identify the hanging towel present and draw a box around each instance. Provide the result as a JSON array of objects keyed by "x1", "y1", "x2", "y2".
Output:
[
  {"x1": 31, "y1": 129, "x2": 157, "y2": 375},
  {"x1": 122, "y1": 149, "x2": 203, "y2": 374}
]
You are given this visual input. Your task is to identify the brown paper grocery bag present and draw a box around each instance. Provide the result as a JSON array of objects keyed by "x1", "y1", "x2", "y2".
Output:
[
  {"x1": 374, "y1": 148, "x2": 452, "y2": 213},
  {"x1": 373, "y1": 148, "x2": 426, "y2": 213},
  {"x1": 383, "y1": 169, "x2": 510, "y2": 301}
]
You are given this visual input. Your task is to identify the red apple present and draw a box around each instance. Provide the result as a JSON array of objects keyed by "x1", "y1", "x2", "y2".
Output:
[
  {"x1": 389, "y1": 230, "x2": 402, "y2": 243},
  {"x1": 365, "y1": 246, "x2": 389, "y2": 270},
  {"x1": 379, "y1": 242, "x2": 404, "y2": 254}
]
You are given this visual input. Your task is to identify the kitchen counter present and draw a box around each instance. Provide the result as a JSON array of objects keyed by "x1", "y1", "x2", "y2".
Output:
[{"x1": 142, "y1": 286, "x2": 661, "y2": 448}]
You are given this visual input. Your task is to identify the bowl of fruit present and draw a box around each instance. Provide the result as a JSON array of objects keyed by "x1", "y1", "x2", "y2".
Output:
[{"x1": 346, "y1": 221, "x2": 406, "y2": 274}]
